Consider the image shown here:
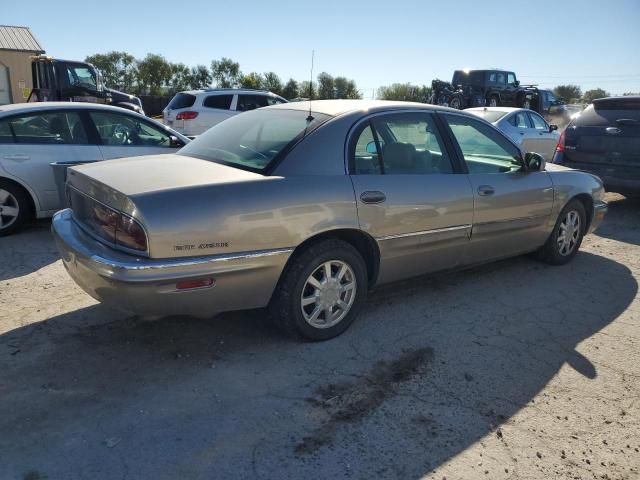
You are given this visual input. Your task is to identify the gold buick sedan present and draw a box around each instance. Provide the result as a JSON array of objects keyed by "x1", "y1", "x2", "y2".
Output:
[{"x1": 53, "y1": 100, "x2": 607, "y2": 340}]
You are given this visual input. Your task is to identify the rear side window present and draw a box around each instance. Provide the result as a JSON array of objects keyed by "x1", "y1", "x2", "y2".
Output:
[
  {"x1": 1, "y1": 112, "x2": 88, "y2": 144},
  {"x1": 203, "y1": 94, "x2": 233, "y2": 110},
  {"x1": 236, "y1": 94, "x2": 270, "y2": 112},
  {"x1": 575, "y1": 103, "x2": 640, "y2": 126},
  {"x1": 508, "y1": 112, "x2": 530, "y2": 128},
  {"x1": 168, "y1": 93, "x2": 196, "y2": 110}
]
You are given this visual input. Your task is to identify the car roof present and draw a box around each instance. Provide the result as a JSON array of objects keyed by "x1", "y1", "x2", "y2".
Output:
[
  {"x1": 264, "y1": 99, "x2": 453, "y2": 117},
  {"x1": 0, "y1": 102, "x2": 142, "y2": 116},
  {"x1": 466, "y1": 107, "x2": 527, "y2": 114},
  {"x1": 178, "y1": 88, "x2": 282, "y2": 97}
]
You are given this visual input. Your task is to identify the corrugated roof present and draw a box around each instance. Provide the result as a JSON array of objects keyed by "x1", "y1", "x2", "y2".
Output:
[{"x1": 0, "y1": 26, "x2": 45, "y2": 53}]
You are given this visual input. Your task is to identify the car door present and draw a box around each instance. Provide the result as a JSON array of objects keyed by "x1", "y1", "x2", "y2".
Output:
[
  {"x1": 87, "y1": 109, "x2": 185, "y2": 160},
  {"x1": 0, "y1": 110, "x2": 102, "y2": 212},
  {"x1": 197, "y1": 93, "x2": 236, "y2": 134},
  {"x1": 349, "y1": 111, "x2": 474, "y2": 284},
  {"x1": 502, "y1": 72, "x2": 518, "y2": 105},
  {"x1": 527, "y1": 111, "x2": 560, "y2": 160},
  {"x1": 439, "y1": 112, "x2": 554, "y2": 262}
]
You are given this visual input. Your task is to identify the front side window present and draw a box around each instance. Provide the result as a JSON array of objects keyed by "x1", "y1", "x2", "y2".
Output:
[
  {"x1": 351, "y1": 113, "x2": 453, "y2": 175},
  {"x1": 179, "y1": 109, "x2": 330, "y2": 172},
  {"x1": 529, "y1": 113, "x2": 548, "y2": 130},
  {"x1": 443, "y1": 114, "x2": 522, "y2": 174},
  {"x1": 0, "y1": 120, "x2": 14, "y2": 143},
  {"x1": 2, "y1": 111, "x2": 88, "y2": 144},
  {"x1": 236, "y1": 94, "x2": 270, "y2": 112},
  {"x1": 507, "y1": 73, "x2": 517, "y2": 85},
  {"x1": 89, "y1": 111, "x2": 172, "y2": 147},
  {"x1": 203, "y1": 94, "x2": 233, "y2": 110}
]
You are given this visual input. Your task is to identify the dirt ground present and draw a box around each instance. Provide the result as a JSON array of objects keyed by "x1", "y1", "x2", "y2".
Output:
[{"x1": 1, "y1": 193, "x2": 638, "y2": 480}]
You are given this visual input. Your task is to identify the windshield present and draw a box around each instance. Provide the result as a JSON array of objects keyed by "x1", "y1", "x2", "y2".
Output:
[
  {"x1": 466, "y1": 110, "x2": 508, "y2": 123},
  {"x1": 179, "y1": 108, "x2": 331, "y2": 172}
]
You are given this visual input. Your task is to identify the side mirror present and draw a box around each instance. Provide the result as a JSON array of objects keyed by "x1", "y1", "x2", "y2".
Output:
[
  {"x1": 366, "y1": 141, "x2": 377, "y2": 155},
  {"x1": 524, "y1": 152, "x2": 545, "y2": 171},
  {"x1": 169, "y1": 135, "x2": 184, "y2": 147},
  {"x1": 549, "y1": 124, "x2": 558, "y2": 132},
  {"x1": 514, "y1": 80, "x2": 520, "y2": 87}
]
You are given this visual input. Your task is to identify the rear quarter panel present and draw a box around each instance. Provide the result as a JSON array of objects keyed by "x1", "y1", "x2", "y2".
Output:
[
  {"x1": 131, "y1": 175, "x2": 359, "y2": 258},
  {"x1": 545, "y1": 165, "x2": 605, "y2": 228}
]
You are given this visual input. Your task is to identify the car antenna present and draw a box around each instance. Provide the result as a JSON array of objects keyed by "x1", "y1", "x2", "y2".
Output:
[{"x1": 306, "y1": 50, "x2": 314, "y2": 122}]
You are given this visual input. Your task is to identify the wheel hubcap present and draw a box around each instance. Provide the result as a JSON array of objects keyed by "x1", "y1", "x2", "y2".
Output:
[
  {"x1": 0, "y1": 188, "x2": 19, "y2": 229},
  {"x1": 557, "y1": 210, "x2": 581, "y2": 256},
  {"x1": 490, "y1": 98, "x2": 497, "y2": 107},
  {"x1": 301, "y1": 260, "x2": 357, "y2": 329}
]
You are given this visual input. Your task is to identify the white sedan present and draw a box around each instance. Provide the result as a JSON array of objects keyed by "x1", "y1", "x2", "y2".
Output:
[
  {"x1": 466, "y1": 107, "x2": 560, "y2": 161},
  {"x1": 0, "y1": 102, "x2": 189, "y2": 235}
]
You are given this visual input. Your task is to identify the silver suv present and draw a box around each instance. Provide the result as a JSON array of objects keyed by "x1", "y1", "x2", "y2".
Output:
[{"x1": 163, "y1": 88, "x2": 287, "y2": 137}]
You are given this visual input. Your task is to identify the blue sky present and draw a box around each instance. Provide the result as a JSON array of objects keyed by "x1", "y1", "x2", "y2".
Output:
[{"x1": 2, "y1": 0, "x2": 639, "y2": 95}]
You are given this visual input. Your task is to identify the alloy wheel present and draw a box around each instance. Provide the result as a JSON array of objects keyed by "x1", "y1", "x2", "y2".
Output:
[
  {"x1": 0, "y1": 188, "x2": 19, "y2": 230},
  {"x1": 300, "y1": 260, "x2": 357, "y2": 329},
  {"x1": 557, "y1": 210, "x2": 581, "y2": 256},
  {"x1": 489, "y1": 97, "x2": 498, "y2": 107}
]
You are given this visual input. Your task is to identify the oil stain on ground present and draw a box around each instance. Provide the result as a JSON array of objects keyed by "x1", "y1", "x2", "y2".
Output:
[{"x1": 296, "y1": 347, "x2": 434, "y2": 455}]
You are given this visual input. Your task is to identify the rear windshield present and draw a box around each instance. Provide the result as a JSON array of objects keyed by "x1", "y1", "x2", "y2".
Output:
[
  {"x1": 453, "y1": 70, "x2": 485, "y2": 85},
  {"x1": 168, "y1": 93, "x2": 196, "y2": 110},
  {"x1": 466, "y1": 110, "x2": 508, "y2": 123},
  {"x1": 574, "y1": 103, "x2": 640, "y2": 127},
  {"x1": 179, "y1": 109, "x2": 331, "y2": 173}
]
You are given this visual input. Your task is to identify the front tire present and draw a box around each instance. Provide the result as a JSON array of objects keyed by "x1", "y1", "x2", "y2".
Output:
[
  {"x1": 270, "y1": 239, "x2": 368, "y2": 341},
  {"x1": 535, "y1": 200, "x2": 586, "y2": 265},
  {"x1": 0, "y1": 180, "x2": 31, "y2": 236}
]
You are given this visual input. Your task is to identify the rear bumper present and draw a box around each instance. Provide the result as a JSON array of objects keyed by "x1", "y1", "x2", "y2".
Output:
[
  {"x1": 52, "y1": 209, "x2": 292, "y2": 317},
  {"x1": 555, "y1": 157, "x2": 640, "y2": 194}
]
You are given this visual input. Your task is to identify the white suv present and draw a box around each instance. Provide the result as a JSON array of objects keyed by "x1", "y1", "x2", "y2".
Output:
[{"x1": 163, "y1": 88, "x2": 287, "y2": 137}]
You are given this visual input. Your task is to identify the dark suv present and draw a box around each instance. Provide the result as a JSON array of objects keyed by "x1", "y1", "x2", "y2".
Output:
[
  {"x1": 433, "y1": 69, "x2": 534, "y2": 110},
  {"x1": 553, "y1": 96, "x2": 640, "y2": 195}
]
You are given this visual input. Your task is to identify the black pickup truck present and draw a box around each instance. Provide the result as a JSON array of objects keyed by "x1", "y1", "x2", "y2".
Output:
[{"x1": 431, "y1": 69, "x2": 565, "y2": 117}]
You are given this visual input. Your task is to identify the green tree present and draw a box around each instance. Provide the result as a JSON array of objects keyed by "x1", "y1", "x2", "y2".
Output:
[
  {"x1": 299, "y1": 80, "x2": 316, "y2": 99},
  {"x1": 168, "y1": 63, "x2": 191, "y2": 94},
  {"x1": 316, "y1": 72, "x2": 335, "y2": 99},
  {"x1": 282, "y1": 78, "x2": 299, "y2": 99},
  {"x1": 377, "y1": 83, "x2": 432, "y2": 103},
  {"x1": 85, "y1": 51, "x2": 137, "y2": 91},
  {"x1": 211, "y1": 57, "x2": 241, "y2": 88},
  {"x1": 262, "y1": 71, "x2": 283, "y2": 95},
  {"x1": 239, "y1": 72, "x2": 263, "y2": 90},
  {"x1": 189, "y1": 65, "x2": 212, "y2": 89},
  {"x1": 583, "y1": 88, "x2": 610, "y2": 103},
  {"x1": 333, "y1": 76, "x2": 361, "y2": 99},
  {"x1": 553, "y1": 84, "x2": 582, "y2": 103},
  {"x1": 136, "y1": 53, "x2": 172, "y2": 95}
]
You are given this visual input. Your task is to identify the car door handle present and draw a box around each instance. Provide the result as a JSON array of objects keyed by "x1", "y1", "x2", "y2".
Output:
[
  {"x1": 2, "y1": 154, "x2": 30, "y2": 161},
  {"x1": 477, "y1": 185, "x2": 495, "y2": 196},
  {"x1": 360, "y1": 191, "x2": 386, "y2": 204}
]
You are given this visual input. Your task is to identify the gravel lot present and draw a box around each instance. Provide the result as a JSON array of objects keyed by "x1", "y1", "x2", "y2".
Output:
[{"x1": 1, "y1": 193, "x2": 638, "y2": 480}]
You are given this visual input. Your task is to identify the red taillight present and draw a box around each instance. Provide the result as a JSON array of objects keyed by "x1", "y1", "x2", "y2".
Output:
[
  {"x1": 116, "y1": 215, "x2": 147, "y2": 251},
  {"x1": 176, "y1": 278, "x2": 215, "y2": 290},
  {"x1": 176, "y1": 111, "x2": 198, "y2": 120},
  {"x1": 90, "y1": 204, "x2": 147, "y2": 252},
  {"x1": 556, "y1": 129, "x2": 566, "y2": 153}
]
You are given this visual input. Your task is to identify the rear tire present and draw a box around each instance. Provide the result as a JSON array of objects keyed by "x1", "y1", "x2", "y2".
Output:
[
  {"x1": 0, "y1": 180, "x2": 31, "y2": 237},
  {"x1": 449, "y1": 96, "x2": 462, "y2": 109},
  {"x1": 488, "y1": 95, "x2": 499, "y2": 107},
  {"x1": 535, "y1": 199, "x2": 586, "y2": 265},
  {"x1": 270, "y1": 239, "x2": 368, "y2": 341}
]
